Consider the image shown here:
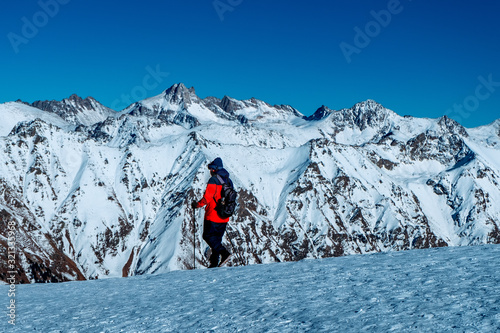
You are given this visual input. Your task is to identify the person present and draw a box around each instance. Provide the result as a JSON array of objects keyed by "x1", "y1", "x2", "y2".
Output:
[{"x1": 192, "y1": 157, "x2": 233, "y2": 268}]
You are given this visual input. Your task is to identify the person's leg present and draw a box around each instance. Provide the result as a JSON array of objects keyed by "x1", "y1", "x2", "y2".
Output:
[
  {"x1": 211, "y1": 222, "x2": 227, "y2": 254},
  {"x1": 203, "y1": 220, "x2": 225, "y2": 267},
  {"x1": 202, "y1": 220, "x2": 212, "y2": 245},
  {"x1": 212, "y1": 223, "x2": 231, "y2": 266}
]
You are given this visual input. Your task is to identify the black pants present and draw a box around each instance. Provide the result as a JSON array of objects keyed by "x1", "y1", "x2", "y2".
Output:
[{"x1": 202, "y1": 220, "x2": 227, "y2": 257}]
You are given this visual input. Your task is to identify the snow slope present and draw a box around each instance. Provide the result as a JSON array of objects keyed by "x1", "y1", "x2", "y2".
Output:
[
  {"x1": 0, "y1": 102, "x2": 71, "y2": 136},
  {"x1": 1, "y1": 245, "x2": 499, "y2": 332}
]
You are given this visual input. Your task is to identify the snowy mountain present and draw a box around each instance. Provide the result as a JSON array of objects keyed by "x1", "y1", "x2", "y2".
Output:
[
  {"x1": 0, "y1": 83, "x2": 499, "y2": 283},
  {"x1": 29, "y1": 94, "x2": 115, "y2": 126},
  {"x1": 2, "y1": 244, "x2": 500, "y2": 331}
]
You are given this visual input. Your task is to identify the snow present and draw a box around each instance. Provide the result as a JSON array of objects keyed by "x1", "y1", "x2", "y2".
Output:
[
  {"x1": 466, "y1": 120, "x2": 500, "y2": 149},
  {"x1": 2, "y1": 245, "x2": 499, "y2": 332},
  {"x1": 0, "y1": 102, "x2": 71, "y2": 136},
  {"x1": 203, "y1": 142, "x2": 311, "y2": 214},
  {"x1": 407, "y1": 181, "x2": 458, "y2": 244},
  {"x1": 465, "y1": 136, "x2": 500, "y2": 176}
]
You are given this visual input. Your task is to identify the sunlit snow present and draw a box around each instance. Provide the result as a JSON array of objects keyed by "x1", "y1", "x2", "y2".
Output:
[{"x1": 2, "y1": 245, "x2": 499, "y2": 332}]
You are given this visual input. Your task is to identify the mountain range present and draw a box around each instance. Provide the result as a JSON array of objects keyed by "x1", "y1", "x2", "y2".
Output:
[{"x1": 1, "y1": 83, "x2": 499, "y2": 283}]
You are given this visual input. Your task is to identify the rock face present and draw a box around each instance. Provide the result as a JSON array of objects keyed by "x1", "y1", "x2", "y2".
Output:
[
  {"x1": 31, "y1": 94, "x2": 115, "y2": 126},
  {"x1": 0, "y1": 84, "x2": 499, "y2": 283}
]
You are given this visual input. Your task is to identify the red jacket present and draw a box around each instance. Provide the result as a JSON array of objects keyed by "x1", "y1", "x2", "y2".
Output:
[{"x1": 196, "y1": 175, "x2": 229, "y2": 223}]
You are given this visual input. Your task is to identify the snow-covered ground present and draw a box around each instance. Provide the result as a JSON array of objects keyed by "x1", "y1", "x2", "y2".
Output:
[{"x1": 2, "y1": 245, "x2": 500, "y2": 332}]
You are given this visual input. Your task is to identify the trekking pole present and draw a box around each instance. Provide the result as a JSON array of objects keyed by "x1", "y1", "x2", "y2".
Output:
[{"x1": 192, "y1": 206, "x2": 196, "y2": 270}]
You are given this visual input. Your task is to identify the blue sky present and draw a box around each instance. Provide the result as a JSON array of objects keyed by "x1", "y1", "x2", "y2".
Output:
[{"x1": 1, "y1": 0, "x2": 499, "y2": 127}]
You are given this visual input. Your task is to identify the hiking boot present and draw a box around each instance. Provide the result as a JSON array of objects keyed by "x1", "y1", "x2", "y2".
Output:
[
  {"x1": 208, "y1": 253, "x2": 219, "y2": 268},
  {"x1": 218, "y1": 249, "x2": 231, "y2": 267}
]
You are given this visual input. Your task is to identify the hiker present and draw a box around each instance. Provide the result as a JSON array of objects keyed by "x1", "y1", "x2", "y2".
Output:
[{"x1": 192, "y1": 157, "x2": 233, "y2": 268}]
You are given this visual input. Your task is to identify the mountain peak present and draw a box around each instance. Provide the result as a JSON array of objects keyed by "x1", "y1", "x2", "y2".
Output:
[
  {"x1": 165, "y1": 82, "x2": 188, "y2": 92},
  {"x1": 67, "y1": 93, "x2": 84, "y2": 101},
  {"x1": 352, "y1": 99, "x2": 385, "y2": 112},
  {"x1": 304, "y1": 105, "x2": 333, "y2": 121},
  {"x1": 220, "y1": 95, "x2": 244, "y2": 114},
  {"x1": 437, "y1": 115, "x2": 468, "y2": 137},
  {"x1": 163, "y1": 83, "x2": 198, "y2": 105},
  {"x1": 304, "y1": 100, "x2": 387, "y2": 122},
  {"x1": 30, "y1": 94, "x2": 114, "y2": 126},
  {"x1": 64, "y1": 94, "x2": 97, "y2": 104}
]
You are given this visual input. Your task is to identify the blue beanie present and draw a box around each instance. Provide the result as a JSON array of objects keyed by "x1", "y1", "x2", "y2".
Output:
[{"x1": 208, "y1": 157, "x2": 223, "y2": 170}]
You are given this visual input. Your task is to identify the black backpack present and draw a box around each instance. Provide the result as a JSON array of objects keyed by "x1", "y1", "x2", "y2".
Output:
[{"x1": 214, "y1": 174, "x2": 238, "y2": 218}]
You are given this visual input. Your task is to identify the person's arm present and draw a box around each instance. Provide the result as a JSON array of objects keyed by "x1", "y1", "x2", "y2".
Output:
[{"x1": 195, "y1": 178, "x2": 217, "y2": 208}]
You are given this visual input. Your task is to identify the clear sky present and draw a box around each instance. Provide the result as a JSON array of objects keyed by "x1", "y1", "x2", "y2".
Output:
[{"x1": 1, "y1": 0, "x2": 499, "y2": 127}]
